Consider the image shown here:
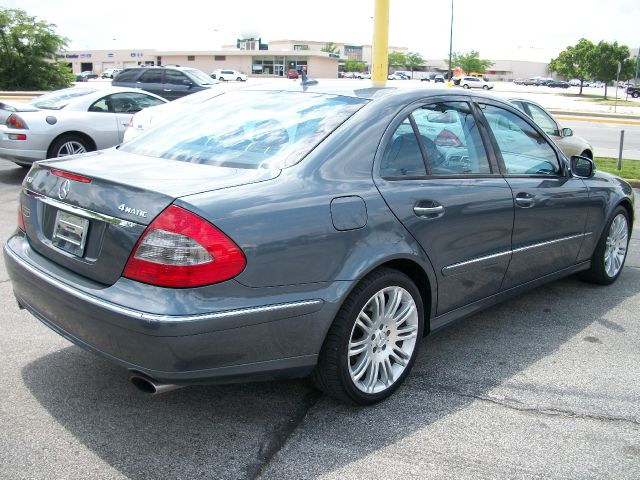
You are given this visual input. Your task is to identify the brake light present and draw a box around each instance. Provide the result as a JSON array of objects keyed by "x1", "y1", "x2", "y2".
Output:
[
  {"x1": 123, "y1": 205, "x2": 246, "y2": 288},
  {"x1": 6, "y1": 114, "x2": 28, "y2": 129},
  {"x1": 8, "y1": 134, "x2": 27, "y2": 140},
  {"x1": 51, "y1": 169, "x2": 92, "y2": 183},
  {"x1": 18, "y1": 203, "x2": 25, "y2": 232},
  {"x1": 434, "y1": 129, "x2": 462, "y2": 147}
]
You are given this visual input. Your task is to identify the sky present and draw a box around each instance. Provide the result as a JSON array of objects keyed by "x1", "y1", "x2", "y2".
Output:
[{"x1": 4, "y1": 0, "x2": 640, "y2": 60}]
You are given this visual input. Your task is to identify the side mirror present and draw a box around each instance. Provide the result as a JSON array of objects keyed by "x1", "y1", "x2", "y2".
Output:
[
  {"x1": 561, "y1": 127, "x2": 573, "y2": 137},
  {"x1": 184, "y1": 80, "x2": 194, "y2": 88},
  {"x1": 571, "y1": 155, "x2": 594, "y2": 178}
]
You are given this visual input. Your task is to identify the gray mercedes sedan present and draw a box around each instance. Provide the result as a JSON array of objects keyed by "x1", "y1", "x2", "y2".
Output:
[{"x1": 4, "y1": 84, "x2": 634, "y2": 405}]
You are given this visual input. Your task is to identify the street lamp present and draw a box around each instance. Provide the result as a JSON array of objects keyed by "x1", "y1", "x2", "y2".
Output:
[{"x1": 447, "y1": 0, "x2": 453, "y2": 82}]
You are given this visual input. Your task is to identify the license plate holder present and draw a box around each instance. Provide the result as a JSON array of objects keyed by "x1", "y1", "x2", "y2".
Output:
[{"x1": 52, "y1": 210, "x2": 90, "y2": 257}]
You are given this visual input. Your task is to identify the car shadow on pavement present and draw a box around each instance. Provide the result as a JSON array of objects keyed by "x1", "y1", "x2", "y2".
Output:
[
  {"x1": 22, "y1": 269, "x2": 640, "y2": 479},
  {"x1": 0, "y1": 161, "x2": 27, "y2": 188}
]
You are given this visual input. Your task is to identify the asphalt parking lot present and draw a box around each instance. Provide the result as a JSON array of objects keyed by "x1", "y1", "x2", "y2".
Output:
[{"x1": 1, "y1": 159, "x2": 639, "y2": 479}]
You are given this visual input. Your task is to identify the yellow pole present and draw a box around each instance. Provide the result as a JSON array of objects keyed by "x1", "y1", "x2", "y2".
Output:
[{"x1": 371, "y1": 0, "x2": 389, "y2": 88}]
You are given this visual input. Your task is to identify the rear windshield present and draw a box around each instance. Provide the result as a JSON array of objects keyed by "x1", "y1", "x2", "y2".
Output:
[
  {"x1": 120, "y1": 90, "x2": 367, "y2": 169},
  {"x1": 31, "y1": 88, "x2": 96, "y2": 110}
]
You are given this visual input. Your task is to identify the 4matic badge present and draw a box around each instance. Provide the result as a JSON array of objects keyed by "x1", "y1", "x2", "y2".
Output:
[{"x1": 118, "y1": 204, "x2": 148, "y2": 218}]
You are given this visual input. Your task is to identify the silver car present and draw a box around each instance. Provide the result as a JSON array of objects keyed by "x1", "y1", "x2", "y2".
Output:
[
  {"x1": 510, "y1": 98, "x2": 594, "y2": 159},
  {"x1": 0, "y1": 87, "x2": 166, "y2": 167}
]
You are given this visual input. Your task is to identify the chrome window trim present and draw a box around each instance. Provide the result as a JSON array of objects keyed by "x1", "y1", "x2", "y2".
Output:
[
  {"x1": 5, "y1": 243, "x2": 323, "y2": 325},
  {"x1": 442, "y1": 233, "x2": 591, "y2": 276},
  {"x1": 24, "y1": 189, "x2": 139, "y2": 228}
]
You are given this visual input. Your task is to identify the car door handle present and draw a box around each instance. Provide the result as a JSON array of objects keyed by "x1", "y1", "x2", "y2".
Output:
[
  {"x1": 163, "y1": 89, "x2": 172, "y2": 92},
  {"x1": 515, "y1": 193, "x2": 535, "y2": 208},
  {"x1": 121, "y1": 121, "x2": 130, "y2": 126},
  {"x1": 413, "y1": 205, "x2": 445, "y2": 218}
]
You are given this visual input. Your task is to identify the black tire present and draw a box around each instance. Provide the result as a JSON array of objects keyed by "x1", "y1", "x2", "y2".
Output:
[
  {"x1": 48, "y1": 134, "x2": 93, "y2": 158},
  {"x1": 579, "y1": 206, "x2": 630, "y2": 285},
  {"x1": 219, "y1": 77, "x2": 226, "y2": 82},
  {"x1": 632, "y1": 92, "x2": 639, "y2": 98},
  {"x1": 312, "y1": 268, "x2": 425, "y2": 405},
  {"x1": 236, "y1": 77, "x2": 242, "y2": 82},
  {"x1": 463, "y1": 84, "x2": 470, "y2": 89}
]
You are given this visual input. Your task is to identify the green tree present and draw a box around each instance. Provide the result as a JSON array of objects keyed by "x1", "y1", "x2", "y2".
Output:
[
  {"x1": 344, "y1": 59, "x2": 365, "y2": 72},
  {"x1": 588, "y1": 40, "x2": 632, "y2": 99},
  {"x1": 0, "y1": 7, "x2": 73, "y2": 90},
  {"x1": 321, "y1": 42, "x2": 338, "y2": 54},
  {"x1": 447, "y1": 50, "x2": 493, "y2": 75},
  {"x1": 404, "y1": 52, "x2": 425, "y2": 78},
  {"x1": 388, "y1": 51, "x2": 406, "y2": 71},
  {"x1": 549, "y1": 39, "x2": 595, "y2": 95}
]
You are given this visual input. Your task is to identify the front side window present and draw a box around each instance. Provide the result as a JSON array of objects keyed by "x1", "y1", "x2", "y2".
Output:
[
  {"x1": 165, "y1": 70, "x2": 189, "y2": 85},
  {"x1": 109, "y1": 93, "x2": 165, "y2": 113},
  {"x1": 480, "y1": 104, "x2": 560, "y2": 175},
  {"x1": 120, "y1": 91, "x2": 367, "y2": 169},
  {"x1": 524, "y1": 102, "x2": 559, "y2": 136}
]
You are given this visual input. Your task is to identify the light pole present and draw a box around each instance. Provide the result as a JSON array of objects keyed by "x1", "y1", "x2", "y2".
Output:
[
  {"x1": 371, "y1": 0, "x2": 389, "y2": 87},
  {"x1": 447, "y1": 0, "x2": 453, "y2": 82}
]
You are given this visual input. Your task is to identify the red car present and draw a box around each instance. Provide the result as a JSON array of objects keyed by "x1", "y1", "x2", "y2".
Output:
[{"x1": 287, "y1": 69, "x2": 299, "y2": 79}]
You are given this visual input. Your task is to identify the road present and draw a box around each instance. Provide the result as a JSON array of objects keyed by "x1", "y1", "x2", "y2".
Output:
[
  {"x1": 561, "y1": 118, "x2": 640, "y2": 160},
  {"x1": 1, "y1": 159, "x2": 639, "y2": 479}
]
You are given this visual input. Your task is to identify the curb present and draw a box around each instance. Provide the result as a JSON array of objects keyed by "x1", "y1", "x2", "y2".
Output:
[
  {"x1": 548, "y1": 109, "x2": 640, "y2": 121},
  {"x1": 623, "y1": 178, "x2": 640, "y2": 188}
]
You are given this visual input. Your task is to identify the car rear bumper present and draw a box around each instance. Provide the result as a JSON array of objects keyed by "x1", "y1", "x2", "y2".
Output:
[
  {"x1": 4, "y1": 234, "x2": 343, "y2": 384},
  {"x1": 0, "y1": 145, "x2": 46, "y2": 164}
]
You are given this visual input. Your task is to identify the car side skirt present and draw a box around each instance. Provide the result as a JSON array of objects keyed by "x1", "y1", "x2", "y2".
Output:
[{"x1": 430, "y1": 261, "x2": 591, "y2": 333}]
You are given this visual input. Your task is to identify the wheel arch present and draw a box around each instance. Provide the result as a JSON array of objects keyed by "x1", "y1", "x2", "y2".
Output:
[
  {"x1": 618, "y1": 198, "x2": 634, "y2": 228},
  {"x1": 47, "y1": 131, "x2": 97, "y2": 158}
]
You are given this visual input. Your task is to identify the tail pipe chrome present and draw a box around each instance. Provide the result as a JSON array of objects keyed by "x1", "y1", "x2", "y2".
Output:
[{"x1": 129, "y1": 372, "x2": 183, "y2": 395}]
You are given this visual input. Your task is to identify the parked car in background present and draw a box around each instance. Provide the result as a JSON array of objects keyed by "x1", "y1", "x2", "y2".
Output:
[
  {"x1": 5, "y1": 84, "x2": 633, "y2": 406},
  {"x1": 537, "y1": 78, "x2": 554, "y2": 86},
  {"x1": 211, "y1": 69, "x2": 247, "y2": 82},
  {"x1": 460, "y1": 76, "x2": 493, "y2": 90},
  {"x1": 433, "y1": 74, "x2": 445, "y2": 83},
  {"x1": 356, "y1": 72, "x2": 371, "y2": 79},
  {"x1": 569, "y1": 79, "x2": 581, "y2": 86},
  {"x1": 627, "y1": 85, "x2": 640, "y2": 98},
  {"x1": 287, "y1": 69, "x2": 300, "y2": 79},
  {"x1": 0, "y1": 87, "x2": 166, "y2": 167},
  {"x1": 101, "y1": 69, "x2": 122, "y2": 79},
  {"x1": 123, "y1": 83, "x2": 244, "y2": 141},
  {"x1": 112, "y1": 66, "x2": 218, "y2": 100},
  {"x1": 523, "y1": 77, "x2": 540, "y2": 86},
  {"x1": 76, "y1": 71, "x2": 99, "y2": 82},
  {"x1": 387, "y1": 72, "x2": 409, "y2": 80},
  {"x1": 547, "y1": 80, "x2": 570, "y2": 88},
  {"x1": 510, "y1": 98, "x2": 593, "y2": 159}
]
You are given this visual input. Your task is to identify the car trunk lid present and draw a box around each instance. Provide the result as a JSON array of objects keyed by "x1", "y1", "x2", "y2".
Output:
[{"x1": 21, "y1": 149, "x2": 279, "y2": 285}]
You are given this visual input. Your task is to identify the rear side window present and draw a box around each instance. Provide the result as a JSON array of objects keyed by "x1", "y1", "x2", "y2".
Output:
[
  {"x1": 120, "y1": 91, "x2": 367, "y2": 169},
  {"x1": 413, "y1": 102, "x2": 490, "y2": 175},
  {"x1": 165, "y1": 70, "x2": 189, "y2": 85},
  {"x1": 480, "y1": 104, "x2": 559, "y2": 175},
  {"x1": 380, "y1": 118, "x2": 426, "y2": 177},
  {"x1": 113, "y1": 69, "x2": 140, "y2": 82},
  {"x1": 110, "y1": 93, "x2": 165, "y2": 113}
]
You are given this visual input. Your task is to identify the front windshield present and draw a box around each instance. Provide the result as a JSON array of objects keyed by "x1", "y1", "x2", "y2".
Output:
[
  {"x1": 120, "y1": 90, "x2": 367, "y2": 169},
  {"x1": 31, "y1": 88, "x2": 96, "y2": 110},
  {"x1": 186, "y1": 69, "x2": 217, "y2": 85}
]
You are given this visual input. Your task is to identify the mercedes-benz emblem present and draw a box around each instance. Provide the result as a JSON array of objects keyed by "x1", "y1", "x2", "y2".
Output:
[{"x1": 58, "y1": 179, "x2": 70, "y2": 200}]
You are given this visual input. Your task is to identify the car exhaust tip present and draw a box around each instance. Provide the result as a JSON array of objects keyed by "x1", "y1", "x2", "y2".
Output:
[{"x1": 129, "y1": 372, "x2": 183, "y2": 395}]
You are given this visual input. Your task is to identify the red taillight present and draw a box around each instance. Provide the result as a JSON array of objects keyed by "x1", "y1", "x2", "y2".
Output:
[
  {"x1": 8, "y1": 133, "x2": 27, "y2": 140},
  {"x1": 434, "y1": 129, "x2": 462, "y2": 147},
  {"x1": 51, "y1": 169, "x2": 92, "y2": 183},
  {"x1": 18, "y1": 203, "x2": 25, "y2": 232},
  {"x1": 6, "y1": 114, "x2": 28, "y2": 129},
  {"x1": 122, "y1": 205, "x2": 246, "y2": 288}
]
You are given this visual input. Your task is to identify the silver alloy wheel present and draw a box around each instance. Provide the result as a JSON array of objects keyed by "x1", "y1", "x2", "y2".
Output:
[
  {"x1": 348, "y1": 286, "x2": 419, "y2": 394},
  {"x1": 57, "y1": 141, "x2": 87, "y2": 157},
  {"x1": 604, "y1": 213, "x2": 628, "y2": 278}
]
